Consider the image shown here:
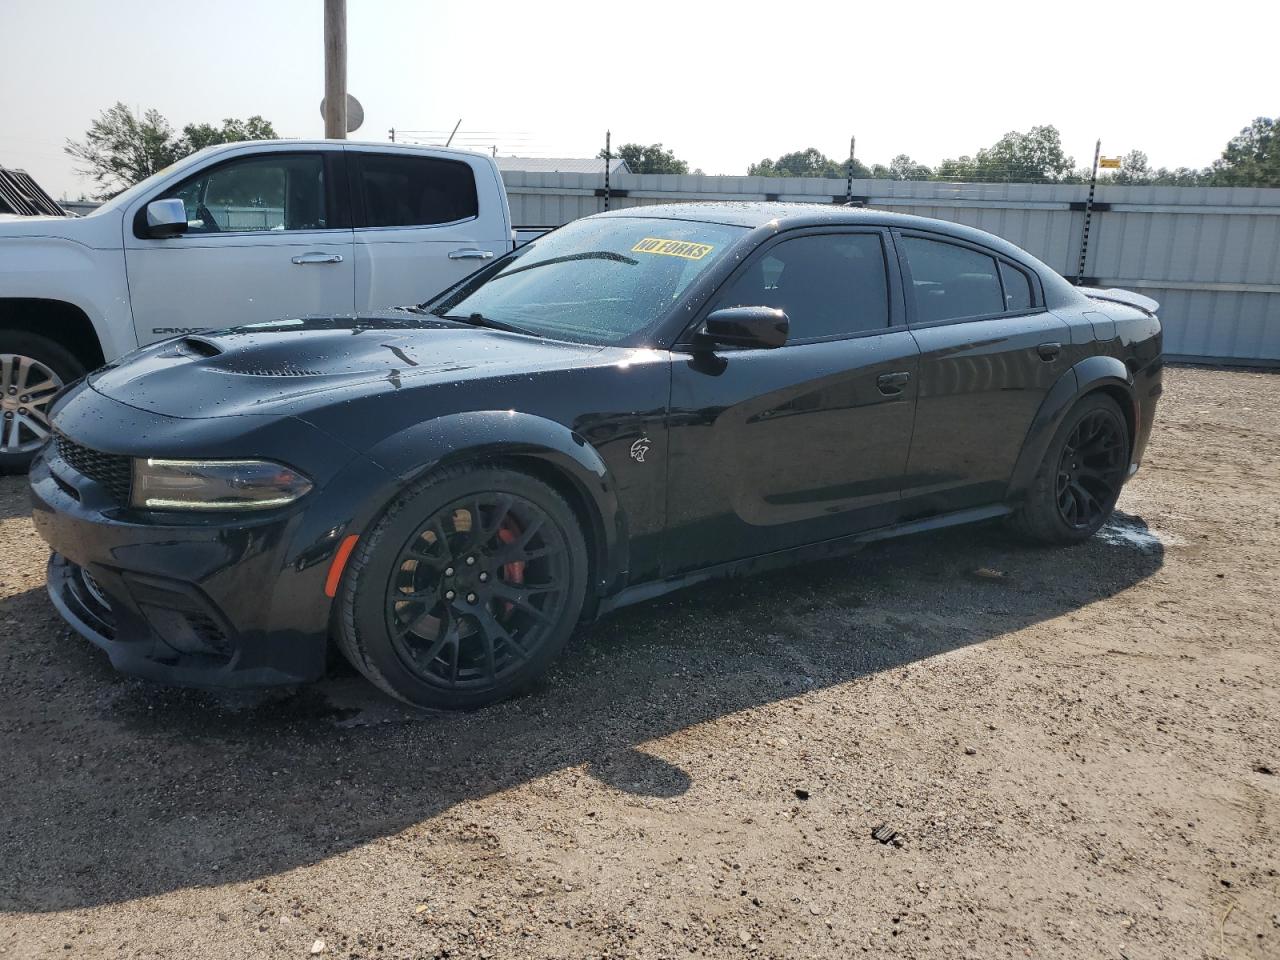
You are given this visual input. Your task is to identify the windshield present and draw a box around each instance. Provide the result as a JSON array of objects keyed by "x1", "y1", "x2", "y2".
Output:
[{"x1": 429, "y1": 216, "x2": 748, "y2": 345}]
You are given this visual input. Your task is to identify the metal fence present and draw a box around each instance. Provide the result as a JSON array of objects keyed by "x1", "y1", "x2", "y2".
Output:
[{"x1": 501, "y1": 171, "x2": 1280, "y2": 364}]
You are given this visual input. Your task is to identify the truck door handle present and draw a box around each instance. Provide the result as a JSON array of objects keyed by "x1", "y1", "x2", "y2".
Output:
[
  {"x1": 449, "y1": 248, "x2": 495, "y2": 260},
  {"x1": 877, "y1": 371, "x2": 912, "y2": 395},
  {"x1": 291, "y1": 252, "x2": 343, "y2": 265},
  {"x1": 1037, "y1": 342, "x2": 1062, "y2": 361}
]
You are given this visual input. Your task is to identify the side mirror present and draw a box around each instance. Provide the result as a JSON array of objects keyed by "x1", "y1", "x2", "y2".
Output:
[
  {"x1": 698, "y1": 306, "x2": 788, "y2": 350},
  {"x1": 143, "y1": 198, "x2": 188, "y2": 238}
]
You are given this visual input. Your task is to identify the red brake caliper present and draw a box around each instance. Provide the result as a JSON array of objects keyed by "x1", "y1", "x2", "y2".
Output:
[{"x1": 495, "y1": 518, "x2": 525, "y2": 616}]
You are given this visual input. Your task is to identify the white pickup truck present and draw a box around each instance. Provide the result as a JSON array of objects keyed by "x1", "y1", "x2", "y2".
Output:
[{"x1": 0, "y1": 139, "x2": 545, "y2": 470}]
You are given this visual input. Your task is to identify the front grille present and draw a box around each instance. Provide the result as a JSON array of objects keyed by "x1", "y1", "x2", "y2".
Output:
[
  {"x1": 184, "y1": 612, "x2": 232, "y2": 656},
  {"x1": 54, "y1": 434, "x2": 132, "y2": 504},
  {"x1": 66, "y1": 563, "x2": 117, "y2": 639}
]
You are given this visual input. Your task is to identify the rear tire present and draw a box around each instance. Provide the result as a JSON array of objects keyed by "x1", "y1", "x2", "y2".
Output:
[
  {"x1": 0, "y1": 332, "x2": 84, "y2": 474},
  {"x1": 1009, "y1": 392, "x2": 1130, "y2": 545},
  {"x1": 336, "y1": 464, "x2": 589, "y2": 710}
]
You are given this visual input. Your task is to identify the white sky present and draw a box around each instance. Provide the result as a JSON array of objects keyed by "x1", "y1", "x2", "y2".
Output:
[{"x1": 3, "y1": 0, "x2": 1276, "y2": 199}]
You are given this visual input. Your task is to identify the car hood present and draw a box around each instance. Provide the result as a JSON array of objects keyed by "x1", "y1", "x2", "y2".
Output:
[
  {"x1": 0, "y1": 206, "x2": 127, "y2": 249},
  {"x1": 88, "y1": 314, "x2": 605, "y2": 419}
]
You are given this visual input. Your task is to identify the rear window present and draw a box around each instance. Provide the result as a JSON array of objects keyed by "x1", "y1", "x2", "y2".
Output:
[
  {"x1": 356, "y1": 154, "x2": 478, "y2": 228},
  {"x1": 999, "y1": 260, "x2": 1034, "y2": 311},
  {"x1": 901, "y1": 236, "x2": 1004, "y2": 323}
]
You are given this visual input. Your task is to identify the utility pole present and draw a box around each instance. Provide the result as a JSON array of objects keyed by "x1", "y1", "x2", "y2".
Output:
[
  {"x1": 323, "y1": 0, "x2": 348, "y2": 139},
  {"x1": 388, "y1": 127, "x2": 395, "y2": 143}
]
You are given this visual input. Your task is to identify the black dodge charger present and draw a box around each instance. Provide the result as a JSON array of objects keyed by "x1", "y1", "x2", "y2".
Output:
[{"x1": 30, "y1": 203, "x2": 1162, "y2": 709}]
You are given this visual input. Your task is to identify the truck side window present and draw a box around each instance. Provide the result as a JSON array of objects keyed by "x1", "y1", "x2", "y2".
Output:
[
  {"x1": 164, "y1": 155, "x2": 326, "y2": 234},
  {"x1": 356, "y1": 154, "x2": 479, "y2": 228}
]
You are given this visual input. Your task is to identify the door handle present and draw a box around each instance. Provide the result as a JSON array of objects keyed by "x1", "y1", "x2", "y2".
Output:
[
  {"x1": 448, "y1": 248, "x2": 495, "y2": 260},
  {"x1": 1037, "y1": 341, "x2": 1062, "y2": 361},
  {"x1": 876, "y1": 371, "x2": 912, "y2": 395},
  {"x1": 291, "y1": 252, "x2": 343, "y2": 265}
]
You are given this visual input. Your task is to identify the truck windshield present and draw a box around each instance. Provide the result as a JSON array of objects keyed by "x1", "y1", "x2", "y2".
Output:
[{"x1": 428, "y1": 217, "x2": 748, "y2": 345}]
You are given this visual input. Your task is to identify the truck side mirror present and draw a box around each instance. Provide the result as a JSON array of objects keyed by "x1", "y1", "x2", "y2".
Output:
[
  {"x1": 144, "y1": 199, "x2": 189, "y2": 238},
  {"x1": 698, "y1": 306, "x2": 789, "y2": 350}
]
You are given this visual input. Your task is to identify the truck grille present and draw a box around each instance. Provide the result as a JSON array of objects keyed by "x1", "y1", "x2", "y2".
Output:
[{"x1": 54, "y1": 434, "x2": 132, "y2": 504}]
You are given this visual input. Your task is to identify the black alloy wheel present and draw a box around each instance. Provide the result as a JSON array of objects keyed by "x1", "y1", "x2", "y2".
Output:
[
  {"x1": 386, "y1": 493, "x2": 572, "y2": 691},
  {"x1": 1054, "y1": 407, "x2": 1127, "y2": 530},
  {"x1": 337, "y1": 465, "x2": 589, "y2": 709},
  {"x1": 1010, "y1": 392, "x2": 1131, "y2": 545}
]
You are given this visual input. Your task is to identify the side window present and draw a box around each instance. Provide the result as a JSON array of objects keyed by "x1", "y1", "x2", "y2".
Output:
[
  {"x1": 357, "y1": 154, "x2": 479, "y2": 228},
  {"x1": 901, "y1": 236, "x2": 1004, "y2": 324},
  {"x1": 999, "y1": 261, "x2": 1034, "y2": 312},
  {"x1": 711, "y1": 233, "x2": 890, "y2": 341},
  {"x1": 163, "y1": 155, "x2": 325, "y2": 234}
]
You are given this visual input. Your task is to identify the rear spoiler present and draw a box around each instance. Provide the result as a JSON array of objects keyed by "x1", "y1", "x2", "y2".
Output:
[{"x1": 1085, "y1": 287, "x2": 1160, "y2": 316}]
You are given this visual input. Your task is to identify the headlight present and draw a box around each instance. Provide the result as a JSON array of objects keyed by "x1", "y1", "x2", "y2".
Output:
[{"x1": 131, "y1": 458, "x2": 313, "y2": 511}]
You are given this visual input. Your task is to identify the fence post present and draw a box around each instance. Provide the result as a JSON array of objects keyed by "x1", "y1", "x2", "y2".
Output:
[
  {"x1": 603, "y1": 130, "x2": 611, "y2": 212},
  {"x1": 846, "y1": 135, "x2": 855, "y2": 205},
  {"x1": 1075, "y1": 138, "x2": 1101, "y2": 284}
]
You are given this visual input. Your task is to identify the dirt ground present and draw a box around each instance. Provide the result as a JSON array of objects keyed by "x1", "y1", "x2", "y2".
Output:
[{"x1": 0, "y1": 364, "x2": 1277, "y2": 960}]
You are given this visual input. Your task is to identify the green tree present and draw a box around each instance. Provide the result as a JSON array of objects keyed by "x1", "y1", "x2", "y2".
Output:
[
  {"x1": 934, "y1": 155, "x2": 979, "y2": 181},
  {"x1": 181, "y1": 116, "x2": 278, "y2": 153},
  {"x1": 65, "y1": 102, "x2": 182, "y2": 199},
  {"x1": 599, "y1": 142, "x2": 689, "y2": 174},
  {"x1": 748, "y1": 147, "x2": 869, "y2": 178},
  {"x1": 886, "y1": 153, "x2": 933, "y2": 180},
  {"x1": 66, "y1": 103, "x2": 279, "y2": 199},
  {"x1": 1109, "y1": 149, "x2": 1152, "y2": 184},
  {"x1": 1152, "y1": 166, "x2": 1212, "y2": 186},
  {"x1": 935, "y1": 126, "x2": 1074, "y2": 183},
  {"x1": 1210, "y1": 115, "x2": 1279, "y2": 187}
]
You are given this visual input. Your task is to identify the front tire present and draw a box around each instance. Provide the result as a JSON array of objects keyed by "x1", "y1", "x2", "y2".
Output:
[
  {"x1": 336, "y1": 465, "x2": 589, "y2": 710},
  {"x1": 0, "y1": 332, "x2": 84, "y2": 474},
  {"x1": 1009, "y1": 392, "x2": 1130, "y2": 545}
]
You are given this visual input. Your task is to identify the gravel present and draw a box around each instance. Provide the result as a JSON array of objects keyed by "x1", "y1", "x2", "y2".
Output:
[{"x1": 1, "y1": 365, "x2": 1277, "y2": 959}]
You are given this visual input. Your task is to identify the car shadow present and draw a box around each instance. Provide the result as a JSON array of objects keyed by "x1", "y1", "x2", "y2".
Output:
[{"x1": 0, "y1": 513, "x2": 1165, "y2": 913}]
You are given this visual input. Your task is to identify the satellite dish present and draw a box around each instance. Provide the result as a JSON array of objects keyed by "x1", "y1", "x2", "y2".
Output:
[{"x1": 319, "y1": 94, "x2": 364, "y2": 134}]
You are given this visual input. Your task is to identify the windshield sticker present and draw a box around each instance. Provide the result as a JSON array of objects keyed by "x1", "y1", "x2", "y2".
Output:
[{"x1": 631, "y1": 238, "x2": 715, "y2": 260}]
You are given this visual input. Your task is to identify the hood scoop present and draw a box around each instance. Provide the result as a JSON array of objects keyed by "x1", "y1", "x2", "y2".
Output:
[
  {"x1": 174, "y1": 336, "x2": 223, "y2": 359},
  {"x1": 174, "y1": 335, "x2": 325, "y2": 374},
  {"x1": 228, "y1": 366, "x2": 327, "y2": 378}
]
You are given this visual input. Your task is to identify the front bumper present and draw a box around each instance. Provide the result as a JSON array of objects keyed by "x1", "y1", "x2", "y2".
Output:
[{"x1": 30, "y1": 439, "x2": 377, "y2": 689}]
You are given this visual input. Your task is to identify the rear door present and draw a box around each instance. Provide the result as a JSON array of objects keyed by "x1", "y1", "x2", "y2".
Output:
[
  {"x1": 347, "y1": 148, "x2": 510, "y2": 309},
  {"x1": 895, "y1": 231, "x2": 1070, "y2": 513},
  {"x1": 124, "y1": 150, "x2": 354, "y2": 344},
  {"x1": 664, "y1": 228, "x2": 920, "y2": 575}
]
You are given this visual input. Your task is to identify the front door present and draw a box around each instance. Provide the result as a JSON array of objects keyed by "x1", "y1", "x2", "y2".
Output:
[
  {"x1": 664, "y1": 229, "x2": 920, "y2": 576},
  {"x1": 124, "y1": 151, "x2": 354, "y2": 345}
]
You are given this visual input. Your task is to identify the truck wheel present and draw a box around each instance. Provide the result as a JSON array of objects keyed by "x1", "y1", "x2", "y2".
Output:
[
  {"x1": 336, "y1": 464, "x2": 589, "y2": 710},
  {"x1": 1009, "y1": 392, "x2": 1130, "y2": 545},
  {"x1": 0, "y1": 332, "x2": 84, "y2": 474}
]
